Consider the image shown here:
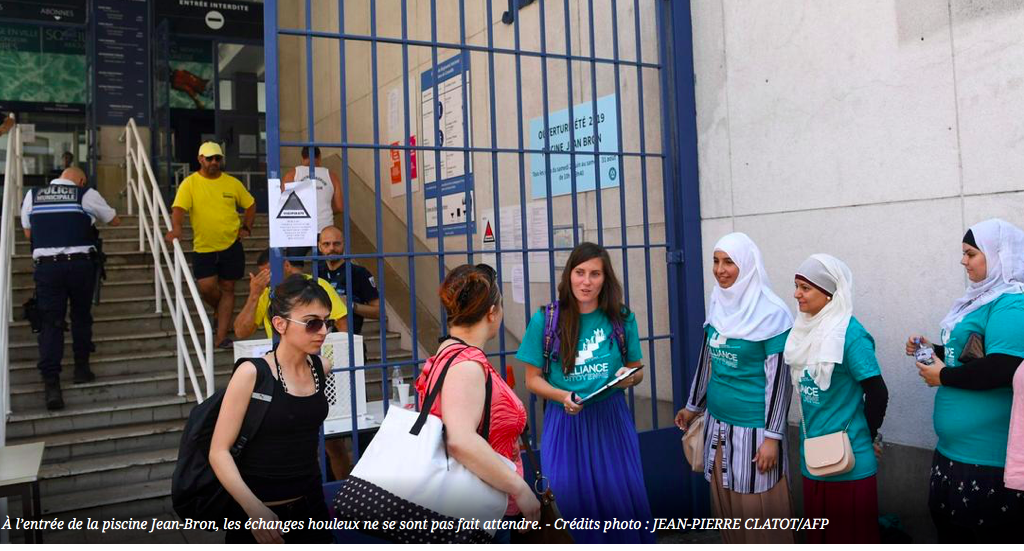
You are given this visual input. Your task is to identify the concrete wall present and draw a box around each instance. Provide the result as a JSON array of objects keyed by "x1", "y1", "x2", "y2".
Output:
[
  {"x1": 692, "y1": 1, "x2": 1024, "y2": 539},
  {"x1": 692, "y1": 0, "x2": 1024, "y2": 450},
  {"x1": 275, "y1": 0, "x2": 676, "y2": 412}
]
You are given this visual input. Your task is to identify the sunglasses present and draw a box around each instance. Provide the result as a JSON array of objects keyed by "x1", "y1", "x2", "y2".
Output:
[
  {"x1": 203, "y1": 155, "x2": 223, "y2": 162},
  {"x1": 283, "y1": 316, "x2": 334, "y2": 334}
]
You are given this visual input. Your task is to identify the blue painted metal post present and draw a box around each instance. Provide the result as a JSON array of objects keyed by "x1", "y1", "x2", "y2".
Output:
[{"x1": 658, "y1": 0, "x2": 709, "y2": 517}]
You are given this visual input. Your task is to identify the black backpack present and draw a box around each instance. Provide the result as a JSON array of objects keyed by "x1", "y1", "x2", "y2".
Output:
[{"x1": 171, "y1": 357, "x2": 276, "y2": 523}]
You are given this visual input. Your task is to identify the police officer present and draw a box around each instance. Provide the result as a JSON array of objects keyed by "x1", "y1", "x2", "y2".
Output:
[{"x1": 21, "y1": 167, "x2": 121, "y2": 410}]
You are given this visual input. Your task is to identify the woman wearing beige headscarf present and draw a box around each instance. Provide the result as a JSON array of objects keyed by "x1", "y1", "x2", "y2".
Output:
[{"x1": 784, "y1": 254, "x2": 888, "y2": 544}]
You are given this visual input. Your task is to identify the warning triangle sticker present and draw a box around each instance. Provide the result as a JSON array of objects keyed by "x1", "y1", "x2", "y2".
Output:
[
  {"x1": 483, "y1": 220, "x2": 495, "y2": 243},
  {"x1": 277, "y1": 191, "x2": 311, "y2": 219}
]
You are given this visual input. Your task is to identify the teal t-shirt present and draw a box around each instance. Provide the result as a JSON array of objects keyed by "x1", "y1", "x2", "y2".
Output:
[
  {"x1": 795, "y1": 317, "x2": 880, "y2": 481},
  {"x1": 517, "y1": 308, "x2": 643, "y2": 404},
  {"x1": 934, "y1": 292, "x2": 1023, "y2": 467},
  {"x1": 705, "y1": 325, "x2": 790, "y2": 429}
]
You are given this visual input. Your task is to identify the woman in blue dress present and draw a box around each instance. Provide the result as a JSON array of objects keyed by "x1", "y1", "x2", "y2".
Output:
[{"x1": 518, "y1": 242, "x2": 654, "y2": 544}]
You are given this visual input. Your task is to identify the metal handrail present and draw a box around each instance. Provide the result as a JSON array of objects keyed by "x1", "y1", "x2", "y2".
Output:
[
  {"x1": 0, "y1": 120, "x2": 23, "y2": 446},
  {"x1": 124, "y1": 118, "x2": 214, "y2": 402}
]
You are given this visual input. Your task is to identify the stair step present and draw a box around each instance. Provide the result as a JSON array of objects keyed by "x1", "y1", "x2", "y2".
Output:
[
  {"x1": 39, "y1": 479, "x2": 172, "y2": 517},
  {"x1": 10, "y1": 369, "x2": 233, "y2": 410},
  {"x1": 13, "y1": 220, "x2": 271, "y2": 241},
  {"x1": 10, "y1": 260, "x2": 260, "y2": 287},
  {"x1": 37, "y1": 447, "x2": 178, "y2": 497},
  {"x1": 8, "y1": 327, "x2": 403, "y2": 365},
  {"x1": 15, "y1": 235, "x2": 268, "y2": 255},
  {"x1": 8, "y1": 311, "x2": 206, "y2": 341},
  {"x1": 6, "y1": 395, "x2": 193, "y2": 440},
  {"x1": 7, "y1": 420, "x2": 185, "y2": 465},
  {"x1": 11, "y1": 247, "x2": 265, "y2": 271},
  {"x1": 8, "y1": 348, "x2": 235, "y2": 385}
]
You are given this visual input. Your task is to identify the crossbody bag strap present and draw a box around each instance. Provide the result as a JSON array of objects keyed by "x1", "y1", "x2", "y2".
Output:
[
  {"x1": 794, "y1": 380, "x2": 857, "y2": 439},
  {"x1": 410, "y1": 345, "x2": 467, "y2": 435},
  {"x1": 519, "y1": 425, "x2": 552, "y2": 495},
  {"x1": 230, "y1": 357, "x2": 276, "y2": 457}
]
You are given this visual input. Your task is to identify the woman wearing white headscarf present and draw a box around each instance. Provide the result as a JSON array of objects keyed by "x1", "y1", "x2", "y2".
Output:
[
  {"x1": 785, "y1": 254, "x2": 888, "y2": 544},
  {"x1": 905, "y1": 218, "x2": 1024, "y2": 543},
  {"x1": 674, "y1": 233, "x2": 795, "y2": 544}
]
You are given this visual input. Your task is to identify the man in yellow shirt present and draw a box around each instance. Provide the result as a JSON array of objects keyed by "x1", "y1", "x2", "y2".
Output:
[
  {"x1": 234, "y1": 248, "x2": 348, "y2": 339},
  {"x1": 165, "y1": 142, "x2": 256, "y2": 348}
]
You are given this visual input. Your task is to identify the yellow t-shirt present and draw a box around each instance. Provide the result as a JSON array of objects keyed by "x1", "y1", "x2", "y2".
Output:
[
  {"x1": 171, "y1": 172, "x2": 255, "y2": 253},
  {"x1": 254, "y1": 275, "x2": 348, "y2": 339}
]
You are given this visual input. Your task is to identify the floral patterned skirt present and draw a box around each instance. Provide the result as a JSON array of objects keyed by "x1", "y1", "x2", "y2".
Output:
[{"x1": 928, "y1": 450, "x2": 1024, "y2": 540}]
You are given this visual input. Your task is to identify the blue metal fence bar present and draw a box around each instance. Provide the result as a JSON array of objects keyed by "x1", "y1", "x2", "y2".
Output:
[
  {"x1": 562, "y1": 0, "x2": 581, "y2": 244},
  {"x1": 484, "y1": 0, "x2": 509, "y2": 380},
  {"x1": 538, "y1": 0, "x2": 558, "y2": 303},
  {"x1": 586, "y1": 0, "x2": 604, "y2": 247},
  {"x1": 283, "y1": 243, "x2": 668, "y2": 262},
  {"x1": 510, "y1": 0, "x2": 537, "y2": 434},
  {"x1": 633, "y1": 0, "x2": 660, "y2": 428},
  {"x1": 278, "y1": 140, "x2": 661, "y2": 158},
  {"x1": 367, "y1": 0, "x2": 394, "y2": 415},
  {"x1": 335, "y1": 0, "x2": 364, "y2": 463},
  {"x1": 429, "y1": 0, "x2": 448, "y2": 326},
  {"x1": 659, "y1": 0, "x2": 706, "y2": 413},
  {"x1": 275, "y1": 28, "x2": 661, "y2": 70},
  {"x1": 459, "y1": 0, "x2": 474, "y2": 265},
  {"x1": 324, "y1": 333, "x2": 674, "y2": 374},
  {"x1": 399, "y1": 0, "x2": 421, "y2": 387}
]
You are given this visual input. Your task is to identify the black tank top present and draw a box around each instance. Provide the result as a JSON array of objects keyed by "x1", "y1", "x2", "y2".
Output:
[{"x1": 234, "y1": 355, "x2": 329, "y2": 502}]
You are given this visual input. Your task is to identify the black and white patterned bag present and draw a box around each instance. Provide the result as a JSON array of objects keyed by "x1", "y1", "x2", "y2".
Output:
[{"x1": 332, "y1": 344, "x2": 514, "y2": 543}]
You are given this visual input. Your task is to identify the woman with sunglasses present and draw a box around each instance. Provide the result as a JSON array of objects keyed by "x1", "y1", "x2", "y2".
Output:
[
  {"x1": 210, "y1": 274, "x2": 335, "y2": 543},
  {"x1": 415, "y1": 264, "x2": 541, "y2": 543}
]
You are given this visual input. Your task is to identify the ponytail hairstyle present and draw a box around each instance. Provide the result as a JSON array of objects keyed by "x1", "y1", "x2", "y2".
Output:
[
  {"x1": 439, "y1": 264, "x2": 501, "y2": 327},
  {"x1": 556, "y1": 242, "x2": 627, "y2": 373},
  {"x1": 269, "y1": 274, "x2": 332, "y2": 334}
]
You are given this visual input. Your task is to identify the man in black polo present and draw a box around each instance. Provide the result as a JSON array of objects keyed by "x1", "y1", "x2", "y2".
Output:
[
  {"x1": 21, "y1": 167, "x2": 121, "y2": 409},
  {"x1": 316, "y1": 225, "x2": 380, "y2": 336}
]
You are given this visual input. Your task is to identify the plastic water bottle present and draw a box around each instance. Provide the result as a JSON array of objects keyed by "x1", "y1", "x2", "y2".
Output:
[
  {"x1": 391, "y1": 366, "x2": 403, "y2": 402},
  {"x1": 914, "y1": 338, "x2": 935, "y2": 365}
]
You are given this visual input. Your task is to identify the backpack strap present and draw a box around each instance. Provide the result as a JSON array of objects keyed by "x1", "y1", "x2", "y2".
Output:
[
  {"x1": 611, "y1": 313, "x2": 628, "y2": 360},
  {"x1": 229, "y1": 357, "x2": 276, "y2": 458},
  {"x1": 541, "y1": 302, "x2": 561, "y2": 379}
]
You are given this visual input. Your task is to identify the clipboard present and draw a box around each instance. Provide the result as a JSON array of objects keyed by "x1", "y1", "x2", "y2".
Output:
[{"x1": 571, "y1": 366, "x2": 643, "y2": 405}]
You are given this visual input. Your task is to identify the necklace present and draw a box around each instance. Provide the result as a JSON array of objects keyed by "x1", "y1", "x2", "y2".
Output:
[{"x1": 272, "y1": 348, "x2": 319, "y2": 394}]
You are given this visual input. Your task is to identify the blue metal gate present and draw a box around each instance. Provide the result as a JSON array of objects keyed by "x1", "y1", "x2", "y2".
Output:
[{"x1": 262, "y1": 0, "x2": 707, "y2": 523}]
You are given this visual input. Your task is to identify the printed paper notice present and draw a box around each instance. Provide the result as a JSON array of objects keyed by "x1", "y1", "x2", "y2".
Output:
[
  {"x1": 269, "y1": 179, "x2": 317, "y2": 247},
  {"x1": 512, "y1": 265, "x2": 525, "y2": 304}
]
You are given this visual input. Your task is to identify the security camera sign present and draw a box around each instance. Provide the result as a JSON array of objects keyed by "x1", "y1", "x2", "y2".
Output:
[{"x1": 268, "y1": 178, "x2": 317, "y2": 247}]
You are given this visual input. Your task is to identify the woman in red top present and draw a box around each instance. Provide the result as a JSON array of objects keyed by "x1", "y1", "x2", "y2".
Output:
[{"x1": 415, "y1": 264, "x2": 540, "y2": 541}]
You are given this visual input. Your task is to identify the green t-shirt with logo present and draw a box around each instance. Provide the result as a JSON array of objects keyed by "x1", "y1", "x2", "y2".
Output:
[
  {"x1": 795, "y1": 317, "x2": 880, "y2": 481},
  {"x1": 517, "y1": 308, "x2": 643, "y2": 404},
  {"x1": 934, "y1": 293, "x2": 1024, "y2": 467},
  {"x1": 705, "y1": 325, "x2": 790, "y2": 429}
]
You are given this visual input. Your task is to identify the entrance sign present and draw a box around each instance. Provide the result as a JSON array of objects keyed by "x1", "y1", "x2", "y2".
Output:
[
  {"x1": 529, "y1": 94, "x2": 620, "y2": 198},
  {"x1": 268, "y1": 178, "x2": 317, "y2": 247}
]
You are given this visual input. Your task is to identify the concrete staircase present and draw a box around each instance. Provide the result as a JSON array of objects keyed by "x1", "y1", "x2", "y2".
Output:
[{"x1": 4, "y1": 213, "x2": 414, "y2": 543}]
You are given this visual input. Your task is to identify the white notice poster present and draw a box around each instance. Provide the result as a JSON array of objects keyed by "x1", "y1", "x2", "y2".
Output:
[{"x1": 269, "y1": 178, "x2": 318, "y2": 248}]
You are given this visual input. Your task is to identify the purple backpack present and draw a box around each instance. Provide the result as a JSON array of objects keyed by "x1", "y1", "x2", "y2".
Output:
[{"x1": 540, "y1": 302, "x2": 628, "y2": 378}]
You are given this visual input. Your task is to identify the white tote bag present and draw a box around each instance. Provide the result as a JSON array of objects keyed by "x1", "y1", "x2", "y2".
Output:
[{"x1": 334, "y1": 345, "x2": 515, "y2": 543}]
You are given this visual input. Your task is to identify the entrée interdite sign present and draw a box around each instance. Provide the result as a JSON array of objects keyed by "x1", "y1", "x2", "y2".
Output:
[{"x1": 156, "y1": 0, "x2": 263, "y2": 41}]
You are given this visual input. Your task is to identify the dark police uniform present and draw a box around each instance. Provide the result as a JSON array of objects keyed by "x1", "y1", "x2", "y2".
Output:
[{"x1": 21, "y1": 178, "x2": 117, "y2": 409}]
